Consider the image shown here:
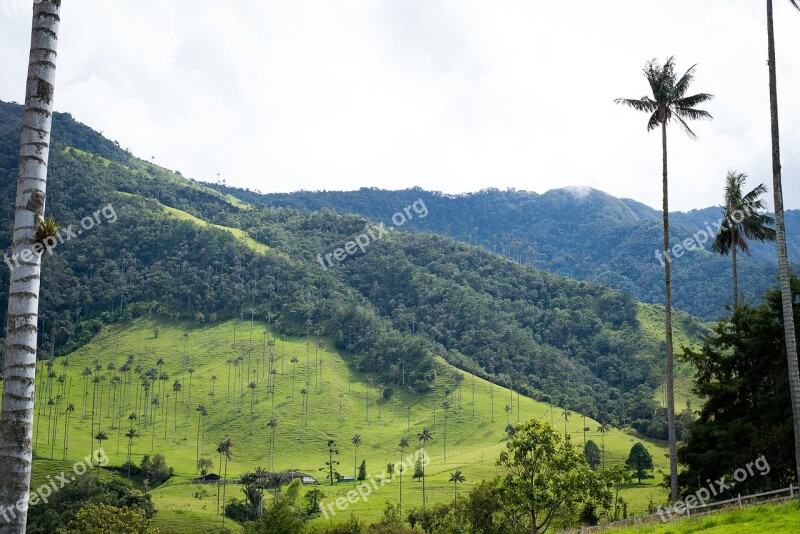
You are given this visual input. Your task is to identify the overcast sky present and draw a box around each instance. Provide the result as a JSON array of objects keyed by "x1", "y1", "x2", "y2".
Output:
[{"x1": 1, "y1": 1, "x2": 799, "y2": 211}]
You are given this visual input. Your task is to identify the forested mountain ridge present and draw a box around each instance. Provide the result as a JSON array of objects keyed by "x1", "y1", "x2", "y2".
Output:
[
  {"x1": 0, "y1": 99, "x2": 703, "y2": 432},
  {"x1": 206, "y1": 184, "x2": 800, "y2": 320}
]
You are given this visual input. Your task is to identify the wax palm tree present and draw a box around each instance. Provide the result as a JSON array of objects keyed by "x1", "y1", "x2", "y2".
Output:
[
  {"x1": 351, "y1": 434, "x2": 362, "y2": 485},
  {"x1": 562, "y1": 409, "x2": 572, "y2": 438},
  {"x1": 711, "y1": 172, "x2": 775, "y2": 307},
  {"x1": 398, "y1": 437, "x2": 409, "y2": 513},
  {"x1": 418, "y1": 428, "x2": 433, "y2": 508},
  {"x1": 766, "y1": 0, "x2": 800, "y2": 484},
  {"x1": 63, "y1": 403, "x2": 75, "y2": 460},
  {"x1": 597, "y1": 422, "x2": 611, "y2": 470},
  {"x1": 219, "y1": 437, "x2": 233, "y2": 525},
  {"x1": 442, "y1": 400, "x2": 450, "y2": 460},
  {"x1": 301, "y1": 387, "x2": 309, "y2": 427},
  {"x1": 504, "y1": 403, "x2": 512, "y2": 425},
  {"x1": 449, "y1": 469, "x2": 466, "y2": 502},
  {"x1": 195, "y1": 404, "x2": 208, "y2": 470},
  {"x1": 290, "y1": 357, "x2": 299, "y2": 399},
  {"x1": 94, "y1": 431, "x2": 108, "y2": 452},
  {"x1": 172, "y1": 379, "x2": 182, "y2": 440},
  {"x1": 125, "y1": 427, "x2": 139, "y2": 479},
  {"x1": 267, "y1": 418, "x2": 278, "y2": 471},
  {"x1": 0, "y1": 2, "x2": 62, "y2": 529},
  {"x1": 616, "y1": 57, "x2": 713, "y2": 501}
]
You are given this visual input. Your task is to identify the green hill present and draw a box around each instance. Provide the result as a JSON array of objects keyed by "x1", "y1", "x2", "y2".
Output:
[
  {"x1": 205, "y1": 184, "x2": 800, "y2": 321},
  {"x1": 17, "y1": 319, "x2": 670, "y2": 532}
]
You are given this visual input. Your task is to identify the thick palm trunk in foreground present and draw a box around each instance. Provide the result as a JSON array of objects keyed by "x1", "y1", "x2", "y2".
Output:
[
  {"x1": 766, "y1": 0, "x2": 800, "y2": 484},
  {"x1": 0, "y1": 2, "x2": 61, "y2": 532}
]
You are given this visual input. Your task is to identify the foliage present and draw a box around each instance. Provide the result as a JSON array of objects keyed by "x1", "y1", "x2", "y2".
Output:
[
  {"x1": 205, "y1": 182, "x2": 800, "y2": 323},
  {"x1": 58, "y1": 503, "x2": 157, "y2": 534},
  {"x1": 496, "y1": 419, "x2": 609, "y2": 533},
  {"x1": 243, "y1": 499, "x2": 305, "y2": 534},
  {"x1": 601, "y1": 465, "x2": 632, "y2": 521},
  {"x1": 625, "y1": 444, "x2": 654, "y2": 484},
  {"x1": 27, "y1": 477, "x2": 154, "y2": 534},
  {"x1": 197, "y1": 457, "x2": 214, "y2": 476},
  {"x1": 358, "y1": 460, "x2": 367, "y2": 481},
  {"x1": 678, "y1": 280, "x2": 800, "y2": 495},
  {"x1": 584, "y1": 440, "x2": 601, "y2": 470},
  {"x1": 304, "y1": 488, "x2": 326, "y2": 516},
  {"x1": 139, "y1": 454, "x2": 173, "y2": 486}
]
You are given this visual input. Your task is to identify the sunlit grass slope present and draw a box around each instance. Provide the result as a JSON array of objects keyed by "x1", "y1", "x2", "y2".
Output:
[{"x1": 22, "y1": 319, "x2": 668, "y2": 531}]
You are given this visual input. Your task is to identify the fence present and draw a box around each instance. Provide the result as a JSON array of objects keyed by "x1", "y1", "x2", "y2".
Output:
[{"x1": 561, "y1": 484, "x2": 798, "y2": 533}]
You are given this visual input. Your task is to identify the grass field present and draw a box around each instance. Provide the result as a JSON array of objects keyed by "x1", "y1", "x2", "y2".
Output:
[
  {"x1": 605, "y1": 499, "x2": 800, "y2": 533},
  {"x1": 16, "y1": 319, "x2": 670, "y2": 532}
]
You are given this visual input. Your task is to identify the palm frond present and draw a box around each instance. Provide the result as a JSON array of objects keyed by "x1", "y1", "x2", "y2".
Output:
[
  {"x1": 647, "y1": 110, "x2": 661, "y2": 131},
  {"x1": 674, "y1": 64, "x2": 698, "y2": 98},
  {"x1": 741, "y1": 183, "x2": 769, "y2": 207},
  {"x1": 675, "y1": 93, "x2": 714, "y2": 109},
  {"x1": 673, "y1": 115, "x2": 698, "y2": 139},
  {"x1": 614, "y1": 97, "x2": 657, "y2": 113},
  {"x1": 674, "y1": 107, "x2": 713, "y2": 122}
]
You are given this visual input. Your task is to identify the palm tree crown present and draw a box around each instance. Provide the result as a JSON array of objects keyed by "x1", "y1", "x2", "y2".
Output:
[
  {"x1": 615, "y1": 57, "x2": 713, "y2": 138},
  {"x1": 711, "y1": 171, "x2": 775, "y2": 307}
]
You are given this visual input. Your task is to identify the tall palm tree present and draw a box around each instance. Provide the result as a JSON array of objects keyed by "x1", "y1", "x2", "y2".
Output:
[
  {"x1": 449, "y1": 469, "x2": 466, "y2": 501},
  {"x1": 417, "y1": 428, "x2": 433, "y2": 508},
  {"x1": 0, "y1": 2, "x2": 62, "y2": 530},
  {"x1": 290, "y1": 357, "x2": 299, "y2": 399},
  {"x1": 125, "y1": 426, "x2": 139, "y2": 479},
  {"x1": 196, "y1": 404, "x2": 208, "y2": 470},
  {"x1": 597, "y1": 422, "x2": 611, "y2": 470},
  {"x1": 442, "y1": 400, "x2": 450, "y2": 460},
  {"x1": 711, "y1": 172, "x2": 775, "y2": 307},
  {"x1": 398, "y1": 437, "x2": 409, "y2": 513},
  {"x1": 562, "y1": 409, "x2": 572, "y2": 438},
  {"x1": 351, "y1": 434, "x2": 362, "y2": 485},
  {"x1": 616, "y1": 57, "x2": 713, "y2": 501},
  {"x1": 267, "y1": 418, "x2": 278, "y2": 471},
  {"x1": 219, "y1": 437, "x2": 233, "y2": 525},
  {"x1": 766, "y1": 0, "x2": 800, "y2": 484},
  {"x1": 63, "y1": 403, "x2": 75, "y2": 461},
  {"x1": 172, "y1": 379, "x2": 182, "y2": 440}
]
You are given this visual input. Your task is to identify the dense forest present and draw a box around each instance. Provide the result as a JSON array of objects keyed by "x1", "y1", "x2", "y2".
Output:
[
  {"x1": 0, "y1": 99, "x2": 702, "y2": 433},
  {"x1": 206, "y1": 185, "x2": 800, "y2": 321}
]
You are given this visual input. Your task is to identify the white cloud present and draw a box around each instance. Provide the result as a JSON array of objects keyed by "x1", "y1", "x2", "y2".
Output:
[{"x1": 0, "y1": 0, "x2": 798, "y2": 211}]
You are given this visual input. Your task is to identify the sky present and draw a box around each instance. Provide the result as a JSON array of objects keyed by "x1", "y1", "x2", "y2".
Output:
[{"x1": 1, "y1": 0, "x2": 799, "y2": 212}]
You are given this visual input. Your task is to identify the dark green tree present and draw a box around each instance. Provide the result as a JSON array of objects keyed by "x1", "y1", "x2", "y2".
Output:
[
  {"x1": 584, "y1": 440, "x2": 601, "y2": 470},
  {"x1": 625, "y1": 443, "x2": 653, "y2": 484}
]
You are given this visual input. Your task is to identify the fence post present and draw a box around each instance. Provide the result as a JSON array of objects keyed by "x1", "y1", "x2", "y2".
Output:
[
  {"x1": 738, "y1": 493, "x2": 742, "y2": 509},
  {"x1": 791, "y1": 484, "x2": 794, "y2": 498}
]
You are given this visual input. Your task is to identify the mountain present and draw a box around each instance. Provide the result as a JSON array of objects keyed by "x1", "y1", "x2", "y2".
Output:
[
  {"x1": 205, "y1": 185, "x2": 800, "y2": 321},
  {"x1": 0, "y1": 98, "x2": 707, "y2": 436}
]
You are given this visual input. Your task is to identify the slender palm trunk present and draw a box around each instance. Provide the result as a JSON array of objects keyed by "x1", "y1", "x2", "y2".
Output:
[
  {"x1": 661, "y1": 119, "x2": 679, "y2": 502},
  {"x1": 767, "y1": 0, "x2": 800, "y2": 484},
  {"x1": 0, "y1": 5, "x2": 60, "y2": 531},
  {"x1": 732, "y1": 242, "x2": 739, "y2": 308},
  {"x1": 399, "y1": 457, "x2": 403, "y2": 513}
]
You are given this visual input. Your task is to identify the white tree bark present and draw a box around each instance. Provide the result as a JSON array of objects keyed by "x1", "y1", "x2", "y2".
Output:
[{"x1": 0, "y1": 2, "x2": 60, "y2": 532}]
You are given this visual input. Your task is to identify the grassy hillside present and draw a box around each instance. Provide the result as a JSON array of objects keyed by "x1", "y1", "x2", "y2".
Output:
[
  {"x1": 18, "y1": 320, "x2": 669, "y2": 532},
  {"x1": 605, "y1": 500, "x2": 800, "y2": 533},
  {"x1": 636, "y1": 303, "x2": 710, "y2": 409}
]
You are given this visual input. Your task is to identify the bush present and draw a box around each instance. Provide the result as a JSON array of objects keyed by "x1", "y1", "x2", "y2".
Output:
[{"x1": 140, "y1": 453, "x2": 173, "y2": 486}]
